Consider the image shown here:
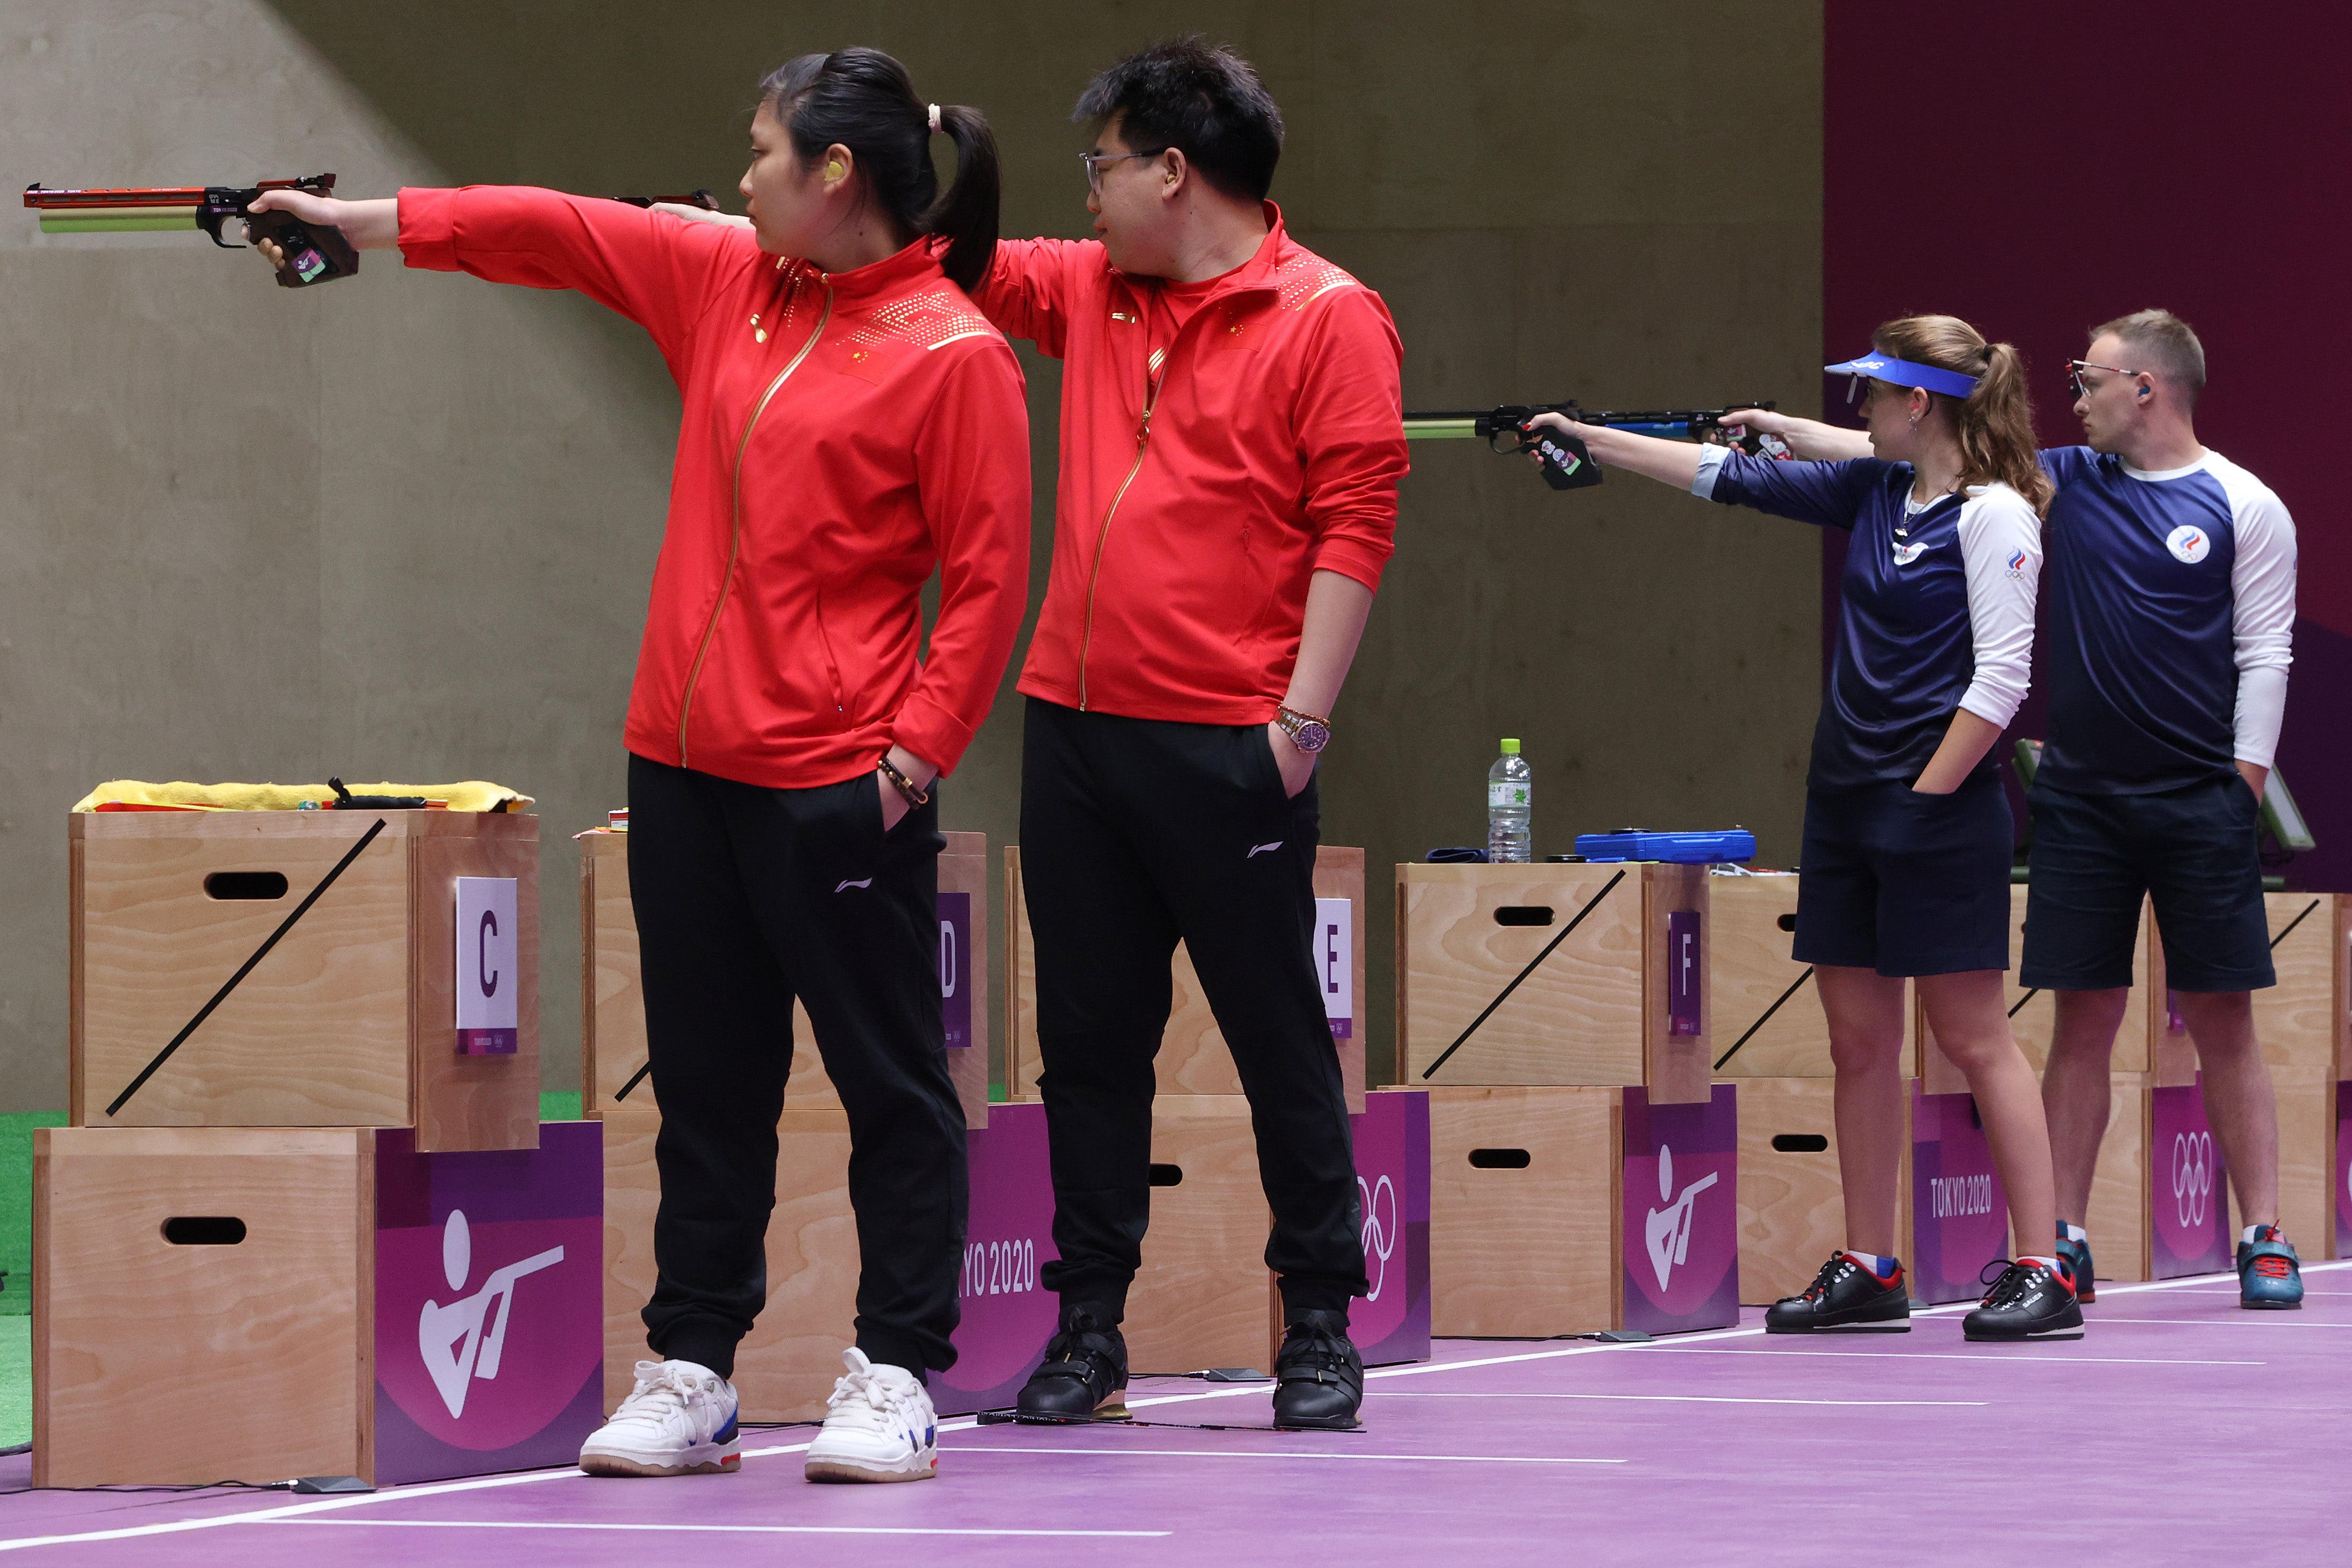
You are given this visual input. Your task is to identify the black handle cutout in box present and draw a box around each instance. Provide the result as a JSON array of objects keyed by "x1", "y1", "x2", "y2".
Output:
[
  {"x1": 162, "y1": 1217, "x2": 247, "y2": 1245},
  {"x1": 204, "y1": 871, "x2": 290, "y2": 900},
  {"x1": 1776, "y1": 912, "x2": 1797, "y2": 932},
  {"x1": 1494, "y1": 906, "x2": 1554, "y2": 927},
  {"x1": 1770, "y1": 1133, "x2": 1829, "y2": 1153},
  {"x1": 1467, "y1": 1148, "x2": 1532, "y2": 1169},
  {"x1": 1148, "y1": 1164, "x2": 1185, "y2": 1187}
]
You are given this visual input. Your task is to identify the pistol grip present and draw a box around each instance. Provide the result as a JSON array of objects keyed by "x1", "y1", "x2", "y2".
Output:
[{"x1": 245, "y1": 209, "x2": 359, "y2": 288}]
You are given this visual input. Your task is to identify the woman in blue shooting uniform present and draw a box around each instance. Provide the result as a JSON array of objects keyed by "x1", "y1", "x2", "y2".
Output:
[{"x1": 1529, "y1": 314, "x2": 2079, "y2": 1341}]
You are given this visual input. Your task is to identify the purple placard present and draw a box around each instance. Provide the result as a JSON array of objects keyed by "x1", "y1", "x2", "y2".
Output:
[
  {"x1": 1909, "y1": 1086, "x2": 2010, "y2": 1303},
  {"x1": 1350, "y1": 1091, "x2": 1431, "y2": 1366},
  {"x1": 458, "y1": 1028, "x2": 518, "y2": 1056},
  {"x1": 1621, "y1": 1083, "x2": 1739, "y2": 1334},
  {"x1": 2150, "y1": 1077, "x2": 2232, "y2": 1278},
  {"x1": 1667, "y1": 910, "x2": 1702, "y2": 1037},
  {"x1": 940, "y1": 891, "x2": 973, "y2": 1049},
  {"x1": 935, "y1": 1101, "x2": 1059, "y2": 1416},
  {"x1": 2335, "y1": 1081, "x2": 2350, "y2": 1261},
  {"x1": 373, "y1": 1123, "x2": 605, "y2": 1485}
]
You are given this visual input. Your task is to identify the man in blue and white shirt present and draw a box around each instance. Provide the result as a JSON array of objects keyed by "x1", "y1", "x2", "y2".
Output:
[
  {"x1": 2026, "y1": 311, "x2": 2301, "y2": 1309},
  {"x1": 1729, "y1": 309, "x2": 2303, "y2": 1307}
]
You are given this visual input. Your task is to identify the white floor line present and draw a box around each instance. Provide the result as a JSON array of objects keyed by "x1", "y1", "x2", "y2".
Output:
[
  {"x1": 1370, "y1": 1392, "x2": 1986, "y2": 1406},
  {"x1": 1637, "y1": 1347, "x2": 2261, "y2": 1366},
  {"x1": 945, "y1": 1446, "x2": 1623, "y2": 1465},
  {"x1": 268, "y1": 1518, "x2": 1170, "y2": 1538},
  {"x1": 2068, "y1": 1317, "x2": 2352, "y2": 1328},
  {"x1": 5, "y1": 1259, "x2": 2340, "y2": 1553}
]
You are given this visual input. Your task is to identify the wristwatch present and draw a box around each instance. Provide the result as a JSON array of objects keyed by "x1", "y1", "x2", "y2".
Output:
[{"x1": 1276, "y1": 705, "x2": 1332, "y2": 754}]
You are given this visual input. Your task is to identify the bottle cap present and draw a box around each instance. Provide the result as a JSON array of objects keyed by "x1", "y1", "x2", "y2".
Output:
[{"x1": 1500, "y1": 738, "x2": 1521, "y2": 755}]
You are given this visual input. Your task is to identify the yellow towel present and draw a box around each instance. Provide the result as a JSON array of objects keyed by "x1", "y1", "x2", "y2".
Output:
[{"x1": 72, "y1": 780, "x2": 535, "y2": 814}]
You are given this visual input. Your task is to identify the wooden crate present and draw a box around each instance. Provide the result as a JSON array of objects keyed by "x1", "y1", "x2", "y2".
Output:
[
  {"x1": 71, "y1": 809, "x2": 539, "y2": 1151},
  {"x1": 1426, "y1": 1086, "x2": 1621, "y2": 1337},
  {"x1": 1734, "y1": 1076, "x2": 1890, "y2": 1305},
  {"x1": 2247, "y1": 892, "x2": 2347, "y2": 1077},
  {"x1": 1122, "y1": 1095, "x2": 1284, "y2": 1376},
  {"x1": 1004, "y1": 847, "x2": 1368, "y2": 1111},
  {"x1": 2228, "y1": 1064, "x2": 2338, "y2": 1255},
  {"x1": 2090, "y1": 1073, "x2": 2152, "y2": 1283},
  {"x1": 1711, "y1": 874, "x2": 1914, "y2": 1078},
  {"x1": 36, "y1": 1124, "x2": 602, "y2": 1487},
  {"x1": 599, "y1": 1105, "x2": 860, "y2": 1424},
  {"x1": 580, "y1": 828, "x2": 988, "y2": 1128},
  {"x1": 1401, "y1": 862, "x2": 1709, "y2": 1100}
]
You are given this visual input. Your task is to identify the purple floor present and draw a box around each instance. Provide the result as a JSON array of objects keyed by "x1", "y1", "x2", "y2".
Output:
[{"x1": 4, "y1": 1262, "x2": 2345, "y2": 1564}]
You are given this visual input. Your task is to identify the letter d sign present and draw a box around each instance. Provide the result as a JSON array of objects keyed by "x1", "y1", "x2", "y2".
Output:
[{"x1": 455, "y1": 877, "x2": 520, "y2": 1055}]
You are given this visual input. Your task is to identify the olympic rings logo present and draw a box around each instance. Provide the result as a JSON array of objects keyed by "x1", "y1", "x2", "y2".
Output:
[
  {"x1": 1358, "y1": 1174, "x2": 1397, "y2": 1302},
  {"x1": 2172, "y1": 1131, "x2": 2215, "y2": 1230}
]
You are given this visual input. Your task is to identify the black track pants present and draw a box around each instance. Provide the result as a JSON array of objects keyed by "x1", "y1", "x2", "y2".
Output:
[
  {"x1": 627, "y1": 754, "x2": 967, "y2": 1380},
  {"x1": 1019, "y1": 697, "x2": 1367, "y2": 1318}
]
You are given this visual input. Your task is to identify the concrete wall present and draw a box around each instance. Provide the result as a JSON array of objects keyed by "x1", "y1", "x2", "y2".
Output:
[{"x1": 0, "y1": 1, "x2": 1821, "y2": 1105}]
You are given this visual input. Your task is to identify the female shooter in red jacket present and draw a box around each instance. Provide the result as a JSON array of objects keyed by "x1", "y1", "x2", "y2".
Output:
[{"x1": 254, "y1": 48, "x2": 1030, "y2": 1487}]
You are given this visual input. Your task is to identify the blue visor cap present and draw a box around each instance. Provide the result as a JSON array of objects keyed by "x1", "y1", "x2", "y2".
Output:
[{"x1": 1825, "y1": 350, "x2": 1980, "y2": 400}]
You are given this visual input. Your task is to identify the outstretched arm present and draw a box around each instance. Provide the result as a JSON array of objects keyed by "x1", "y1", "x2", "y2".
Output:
[
  {"x1": 245, "y1": 191, "x2": 400, "y2": 252},
  {"x1": 1525, "y1": 412, "x2": 1705, "y2": 488},
  {"x1": 1720, "y1": 407, "x2": 1874, "y2": 462}
]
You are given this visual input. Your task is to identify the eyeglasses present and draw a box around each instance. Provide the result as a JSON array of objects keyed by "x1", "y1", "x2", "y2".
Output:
[
  {"x1": 2067, "y1": 359, "x2": 2145, "y2": 402},
  {"x1": 1080, "y1": 149, "x2": 1168, "y2": 193}
]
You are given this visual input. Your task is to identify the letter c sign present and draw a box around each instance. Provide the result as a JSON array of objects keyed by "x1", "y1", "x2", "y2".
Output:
[{"x1": 455, "y1": 877, "x2": 520, "y2": 1055}]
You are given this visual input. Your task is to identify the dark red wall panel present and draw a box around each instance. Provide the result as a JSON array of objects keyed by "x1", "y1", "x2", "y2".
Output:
[{"x1": 1824, "y1": 2, "x2": 2352, "y2": 888}]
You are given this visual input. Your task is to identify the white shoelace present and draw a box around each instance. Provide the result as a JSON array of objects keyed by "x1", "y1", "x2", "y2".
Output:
[
  {"x1": 610, "y1": 1360, "x2": 720, "y2": 1433},
  {"x1": 824, "y1": 1354, "x2": 923, "y2": 1437}
]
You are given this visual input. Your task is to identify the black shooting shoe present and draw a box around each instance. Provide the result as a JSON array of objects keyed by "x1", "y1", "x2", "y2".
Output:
[
  {"x1": 1962, "y1": 1258, "x2": 2085, "y2": 1342},
  {"x1": 1013, "y1": 1303, "x2": 1129, "y2": 1423},
  {"x1": 1764, "y1": 1253, "x2": 1912, "y2": 1333},
  {"x1": 1271, "y1": 1308, "x2": 1364, "y2": 1431}
]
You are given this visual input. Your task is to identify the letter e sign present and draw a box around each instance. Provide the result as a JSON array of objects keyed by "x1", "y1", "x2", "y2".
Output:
[{"x1": 456, "y1": 876, "x2": 520, "y2": 1055}]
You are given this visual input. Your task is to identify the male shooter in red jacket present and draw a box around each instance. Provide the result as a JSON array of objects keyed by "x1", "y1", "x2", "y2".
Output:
[{"x1": 970, "y1": 37, "x2": 1409, "y2": 1431}]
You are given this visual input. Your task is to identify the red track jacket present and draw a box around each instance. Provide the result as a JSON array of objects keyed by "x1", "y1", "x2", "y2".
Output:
[
  {"x1": 970, "y1": 206, "x2": 1407, "y2": 723},
  {"x1": 399, "y1": 187, "x2": 1031, "y2": 787}
]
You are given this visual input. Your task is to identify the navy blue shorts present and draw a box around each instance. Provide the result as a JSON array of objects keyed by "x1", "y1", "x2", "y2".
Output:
[
  {"x1": 2020, "y1": 775, "x2": 2273, "y2": 993},
  {"x1": 1794, "y1": 772, "x2": 2014, "y2": 978}
]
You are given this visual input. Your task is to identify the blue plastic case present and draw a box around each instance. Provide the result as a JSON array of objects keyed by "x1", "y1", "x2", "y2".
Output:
[{"x1": 1573, "y1": 829, "x2": 1756, "y2": 864}]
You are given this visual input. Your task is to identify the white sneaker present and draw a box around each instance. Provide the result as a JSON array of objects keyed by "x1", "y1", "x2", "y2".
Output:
[
  {"x1": 803, "y1": 1348, "x2": 938, "y2": 1483},
  {"x1": 579, "y1": 1359, "x2": 742, "y2": 1477}
]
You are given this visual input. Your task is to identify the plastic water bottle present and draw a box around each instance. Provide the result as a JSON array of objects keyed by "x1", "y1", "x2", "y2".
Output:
[{"x1": 1487, "y1": 738, "x2": 1531, "y2": 863}]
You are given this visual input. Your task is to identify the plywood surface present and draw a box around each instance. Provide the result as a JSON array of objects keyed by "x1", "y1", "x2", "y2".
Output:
[
  {"x1": 1426, "y1": 1085, "x2": 1618, "y2": 1336},
  {"x1": 1712, "y1": 876, "x2": 1844, "y2": 1078},
  {"x1": 1735, "y1": 1076, "x2": 1889, "y2": 1306},
  {"x1": 2251, "y1": 893, "x2": 2344, "y2": 1076},
  {"x1": 1642, "y1": 863, "x2": 1711, "y2": 1102},
  {"x1": 2234, "y1": 1064, "x2": 2338, "y2": 1254},
  {"x1": 412, "y1": 826, "x2": 540, "y2": 1152},
  {"x1": 2091, "y1": 1074, "x2": 2150, "y2": 1284},
  {"x1": 1006, "y1": 847, "x2": 1368, "y2": 1113},
  {"x1": 35, "y1": 1126, "x2": 372, "y2": 1486},
  {"x1": 1400, "y1": 863, "x2": 1643, "y2": 1087},
  {"x1": 598, "y1": 1106, "x2": 859, "y2": 1424},
  {"x1": 1124, "y1": 1095, "x2": 1281, "y2": 1377},
  {"x1": 75, "y1": 814, "x2": 414, "y2": 1128}
]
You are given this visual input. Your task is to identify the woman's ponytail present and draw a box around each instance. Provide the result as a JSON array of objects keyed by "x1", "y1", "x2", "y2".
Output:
[
  {"x1": 1873, "y1": 315, "x2": 2052, "y2": 516},
  {"x1": 759, "y1": 49, "x2": 1000, "y2": 291},
  {"x1": 928, "y1": 104, "x2": 1001, "y2": 291}
]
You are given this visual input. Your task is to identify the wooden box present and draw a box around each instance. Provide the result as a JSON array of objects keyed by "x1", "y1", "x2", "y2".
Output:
[
  {"x1": 1733, "y1": 1076, "x2": 1889, "y2": 1306},
  {"x1": 1004, "y1": 847, "x2": 1368, "y2": 1110},
  {"x1": 36, "y1": 1123, "x2": 604, "y2": 1487},
  {"x1": 1122, "y1": 1095, "x2": 1284, "y2": 1376},
  {"x1": 1427, "y1": 1086, "x2": 1621, "y2": 1336},
  {"x1": 580, "y1": 828, "x2": 988, "y2": 1128},
  {"x1": 600, "y1": 1104, "x2": 860, "y2": 1424},
  {"x1": 2245, "y1": 892, "x2": 2347, "y2": 1078},
  {"x1": 1712, "y1": 874, "x2": 1916, "y2": 1078},
  {"x1": 1400, "y1": 862, "x2": 1710, "y2": 1101},
  {"x1": 71, "y1": 809, "x2": 540, "y2": 1151}
]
